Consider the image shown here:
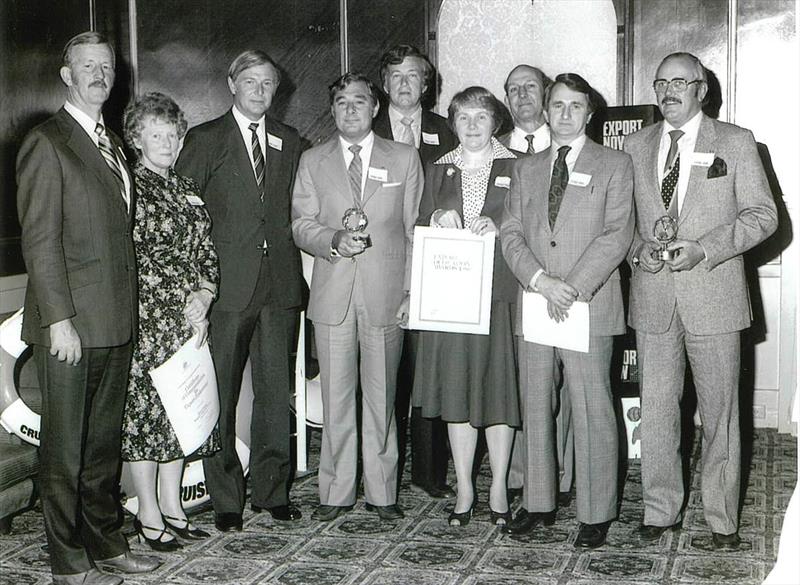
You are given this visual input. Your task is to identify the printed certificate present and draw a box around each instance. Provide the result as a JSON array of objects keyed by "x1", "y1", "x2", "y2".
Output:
[
  {"x1": 522, "y1": 291, "x2": 590, "y2": 353},
  {"x1": 409, "y1": 226, "x2": 494, "y2": 335},
  {"x1": 149, "y1": 333, "x2": 219, "y2": 455}
]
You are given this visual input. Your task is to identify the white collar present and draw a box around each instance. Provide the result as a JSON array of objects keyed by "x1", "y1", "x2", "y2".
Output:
[{"x1": 64, "y1": 101, "x2": 104, "y2": 142}]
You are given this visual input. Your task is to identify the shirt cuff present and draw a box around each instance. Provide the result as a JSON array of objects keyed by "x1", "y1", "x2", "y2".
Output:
[{"x1": 529, "y1": 269, "x2": 545, "y2": 292}]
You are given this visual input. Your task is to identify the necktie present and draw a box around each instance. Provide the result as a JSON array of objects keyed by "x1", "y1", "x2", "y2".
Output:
[
  {"x1": 661, "y1": 130, "x2": 683, "y2": 212},
  {"x1": 525, "y1": 134, "x2": 536, "y2": 155},
  {"x1": 548, "y1": 145, "x2": 571, "y2": 229},
  {"x1": 399, "y1": 117, "x2": 415, "y2": 147},
  {"x1": 348, "y1": 144, "x2": 362, "y2": 200},
  {"x1": 249, "y1": 122, "x2": 265, "y2": 201},
  {"x1": 94, "y1": 123, "x2": 127, "y2": 206}
]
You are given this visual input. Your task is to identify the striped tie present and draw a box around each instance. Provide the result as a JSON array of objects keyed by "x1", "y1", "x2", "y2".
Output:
[
  {"x1": 399, "y1": 117, "x2": 415, "y2": 147},
  {"x1": 525, "y1": 134, "x2": 536, "y2": 155},
  {"x1": 348, "y1": 144, "x2": 362, "y2": 200},
  {"x1": 249, "y1": 122, "x2": 265, "y2": 201},
  {"x1": 94, "y1": 123, "x2": 127, "y2": 204}
]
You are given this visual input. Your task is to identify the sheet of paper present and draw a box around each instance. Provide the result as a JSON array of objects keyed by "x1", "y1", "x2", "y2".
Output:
[
  {"x1": 409, "y1": 226, "x2": 494, "y2": 335},
  {"x1": 149, "y1": 334, "x2": 219, "y2": 455},
  {"x1": 522, "y1": 291, "x2": 590, "y2": 353}
]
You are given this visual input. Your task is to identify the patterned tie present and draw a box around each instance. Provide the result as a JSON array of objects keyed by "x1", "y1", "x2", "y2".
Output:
[
  {"x1": 348, "y1": 144, "x2": 362, "y2": 200},
  {"x1": 661, "y1": 130, "x2": 683, "y2": 211},
  {"x1": 94, "y1": 123, "x2": 127, "y2": 206},
  {"x1": 399, "y1": 117, "x2": 415, "y2": 147},
  {"x1": 249, "y1": 122, "x2": 265, "y2": 201},
  {"x1": 548, "y1": 145, "x2": 571, "y2": 229},
  {"x1": 525, "y1": 134, "x2": 536, "y2": 155}
]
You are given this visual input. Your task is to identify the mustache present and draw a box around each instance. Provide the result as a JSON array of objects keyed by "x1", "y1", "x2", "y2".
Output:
[
  {"x1": 661, "y1": 97, "x2": 681, "y2": 105},
  {"x1": 90, "y1": 80, "x2": 108, "y2": 89}
]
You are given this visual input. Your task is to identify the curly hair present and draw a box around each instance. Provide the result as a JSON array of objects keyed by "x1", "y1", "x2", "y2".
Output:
[
  {"x1": 123, "y1": 92, "x2": 188, "y2": 153},
  {"x1": 447, "y1": 86, "x2": 505, "y2": 135}
]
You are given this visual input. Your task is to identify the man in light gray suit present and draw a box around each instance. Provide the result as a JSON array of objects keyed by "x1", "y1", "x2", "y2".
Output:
[
  {"x1": 292, "y1": 73, "x2": 423, "y2": 522},
  {"x1": 625, "y1": 52, "x2": 777, "y2": 549},
  {"x1": 501, "y1": 73, "x2": 634, "y2": 548}
]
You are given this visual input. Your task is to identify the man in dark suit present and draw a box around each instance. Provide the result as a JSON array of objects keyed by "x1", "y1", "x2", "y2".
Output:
[
  {"x1": 292, "y1": 73, "x2": 423, "y2": 522},
  {"x1": 625, "y1": 52, "x2": 777, "y2": 549},
  {"x1": 176, "y1": 50, "x2": 305, "y2": 531},
  {"x1": 16, "y1": 31, "x2": 159, "y2": 585},
  {"x1": 501, "y1": 73, "x2": 634, "y2": 548},
  {"x1": 372, "y1": 44, "x2": 457, "y2": 499}
]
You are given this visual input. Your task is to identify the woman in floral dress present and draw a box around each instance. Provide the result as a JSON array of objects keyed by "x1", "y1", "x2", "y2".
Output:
[{"x1": 121, "y1": 92, "x2": 219, "y2": 550}]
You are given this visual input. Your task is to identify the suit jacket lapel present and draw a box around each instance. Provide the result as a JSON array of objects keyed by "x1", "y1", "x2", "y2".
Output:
[
  {"x1": 263, "y1": 116, "x2": 282, "y2": 202},
  {"x1": 319, "y1": 136, "x2": 355, "y2": 207},
  {"x1": 551, "y1": 141, "x2": 600, "y2": 235},
  {"x1": 527, "y1": 151, "x2": 552, "y2": 230},
  {"x1": 361, "y1": 136, "x2": 389, "y2": 206},
  {"x1": 679, "y1": 115, "x2": 716, "y2": 225}
]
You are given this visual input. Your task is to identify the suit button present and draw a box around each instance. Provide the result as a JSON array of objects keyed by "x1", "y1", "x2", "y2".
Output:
[{"x1": 550, "y1": 241, "x2": 556, "y2": 247}]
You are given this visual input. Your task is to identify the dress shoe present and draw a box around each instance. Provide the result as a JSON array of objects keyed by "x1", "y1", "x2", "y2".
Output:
[
  {"x1": 133, "y1": 517, "x2": 182, "y2": 552},
  {"x1": 52, "y1": 568, "x2": 123, "y2": 585},
  {"x1": 214, "y1": 512, "x2": 243, "y2": 532},
  {"x1": 638, "y1": 522, "x2": 681, "y2": 541},
  {"x1": 558, "y1": 491, "x2": 573, "y2": 507},
  {"x1": 252, "y1": 503, "x2": 302, "y2": 521},
  {"x1": 312, "y1": 504, "x2": 353, "y2": 522},
  {"x1": 412, "y1": 482, "x2": 455, "y2": 499},
  {"x1": 711, "y1": 531, "x2": 741, "y2": 550},
  {"x1": 503, "y1": 509, "x2": 556, "y2": 535},
  {"x1": 163, "y1": 514, "x2": 211, "y2": 540},
  {"x1": 574, "y1": 521, "x2": 611, "y2": 548},
  {"x1": 96, "y1": 552, "x2": 161, "y2": 574},
  {"x1": 365, "y1": 503, "x2": 405, "y2": 520},
  {"x1": 489, "y1": 508, "x2": 513, "y2": 526},
  {"x1": 506, "y1": 487, "x2": 523, "y2": 503},
  {"x1": 448, "y1": 505, "x2": 473, "y2": 527}
]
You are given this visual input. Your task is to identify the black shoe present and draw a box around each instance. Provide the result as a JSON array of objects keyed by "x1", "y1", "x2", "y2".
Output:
[
  {"x1": 312, "y1": 504, "x2": 353, "y2": 522},
  {"x1": 162, "y1": 514, "x2": 210, "y2": 540},
  {"x1": 214, "y1": 512, "x2": 243, "y2": 532},
  {"x1": 448, "y1": 505, "x2": 474, "y2": 527},
  {"x1": 638, "y1": 522, "x2": 681, "y2": 541},
  {"x1": 412, "y1": 482, "x2": 456, "y2": 499},
  {"x1": 711, "y1": 531, "x2": 741, "y2": 550},
  {"x1": 503, "y1": 509, "x2": 556, "y2": 535},
  {"x1": 132, "y1": 517, "x2": 182, "y2": 552},
  {"x1": 575, "y1": 521, "x2": 611, "y2": 548},
  {"x1": 489, "y1": 508, "x2": 513, "y2": 526},
  {"x1": 252, "y1": 503, "x2": 302, "y2": 521},
  {"x1": 506, "y1": 487, "x2": 523, "y2": 503},
  {"x1": 365, "y1": 503, "x2": 404, "y2": 520},
  {"x1": 558, "y1": 491, "x2": 573, "y2": 507}
]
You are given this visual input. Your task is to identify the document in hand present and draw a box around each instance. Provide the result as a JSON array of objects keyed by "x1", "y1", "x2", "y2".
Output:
[
  {"x1": 149, "y1": 333, "x2": 219, "y2": 455},
  {"x1": 522, "y1": 291, "x2": 590, "y2": 353},
  {"x1": 409, "y1": 226, "x2": 495, "y2": 335}
]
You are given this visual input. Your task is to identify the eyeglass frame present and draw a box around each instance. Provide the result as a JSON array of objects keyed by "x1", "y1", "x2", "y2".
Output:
[{"x1": 652, "y1": 78, "x2": 704, "y2": 93}]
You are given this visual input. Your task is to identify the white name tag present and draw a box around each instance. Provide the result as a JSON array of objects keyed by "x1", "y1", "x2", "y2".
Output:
[
  {"x1": 568, "y1": 172, "x2": 592, "y2": 187},
  {"x1": 368, "y1": 167, "x2": 388, "y2": 182},
  {"x1": 692, "y1": 152, "x2": 715, "y2": 167},
  {"x1": 494, "y1": 176, "x2": 511, "y2": 189},
  {"x1": 421, "y1": 132, "x2": 440, "y2": 145},
  {"x1": 267, "y1": 133, "x2": 283, "y2": 151},
  {"x1": 185, "y1": 194, "x2": 205, "y2": 206}
]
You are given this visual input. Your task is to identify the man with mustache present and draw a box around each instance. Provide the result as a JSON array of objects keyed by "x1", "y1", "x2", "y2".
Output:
[
  {"x1": 624, "y1": 52, "x2": 777, "y2": 549},
  {"x1": 176, "y1": 50, "x2": 305, "y2": 531},
  {"x1": 16, "y1": 31, "x2": 159, "y2": 584}
]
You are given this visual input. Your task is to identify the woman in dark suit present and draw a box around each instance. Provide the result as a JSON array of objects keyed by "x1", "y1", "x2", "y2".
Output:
[{"x1": 413, "y1": 86, "x2": 520, "y2": 526}]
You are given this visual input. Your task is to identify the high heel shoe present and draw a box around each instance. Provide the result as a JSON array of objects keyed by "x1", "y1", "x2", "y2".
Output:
[
  {"x1": 133, "y1": 517, "x2": 182, "y2": 552},
  {"x1": 448, "y1": 505, "x2": 474, "y2": 527},
  {"x1": 490, "y1": 508, "x2": 513, "y2": 526},
  {"x1": 163, "y1": 514, "x2": 210, "y2": 541}
]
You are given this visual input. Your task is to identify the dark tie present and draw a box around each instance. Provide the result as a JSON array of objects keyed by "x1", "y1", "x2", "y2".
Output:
[
  {"x1": 348, "y1": 144, "x2": 362, "y2": 200},
  {"x1": 661, "y1": 130, "x2": 683, "y2": 211},
  {"x1": 94, "y1": 123, "x2": 127, "y2": 206},
  {"x1": 249, "y1": 122, "x2": 265, "y2": 201},
  {"x1": 525, "y1": 134, "x2": 536, "y2": 155},
  {"x1": 399, "y1": 117, "x2": 415, "y2": 147},
  {"x1": 548, "y1": 145, "x2": 571, "y2": 229}
]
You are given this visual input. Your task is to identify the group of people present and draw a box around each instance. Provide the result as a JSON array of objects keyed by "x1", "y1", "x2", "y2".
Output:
[{"x1": 15, "y1": 29, "x2": 777, "y2": 585}]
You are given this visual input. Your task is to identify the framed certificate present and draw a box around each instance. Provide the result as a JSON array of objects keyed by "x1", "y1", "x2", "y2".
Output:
[{"x1": 409, "y1": 226, "x2": 494, "y2": 335}]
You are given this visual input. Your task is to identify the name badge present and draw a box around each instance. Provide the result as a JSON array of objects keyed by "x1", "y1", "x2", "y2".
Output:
[
  {"x1": 421, "y1": 132, "x2": 440, "y2": 145},
  {"x1": 692, "y1": 152, "x2": 715, "y2": 167},
  {"x1": 267, "y1": 133, "x2": 283, "y2": 151},
  {"x1": 494, "y1": 176, "x2": 511, "y2": 189},
  {"x1": 568, "y1": 172, "x2": 592, "y2": 187},
  {"x1": 185, "y1": 194, "x2": 205, "y2": 206},
  {"x1": 368, "y1": 167, "x2": 388, "y2": 182}
]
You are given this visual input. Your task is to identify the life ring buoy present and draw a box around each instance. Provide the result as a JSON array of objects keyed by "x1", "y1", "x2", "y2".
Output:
[{"x1": 0, "y1": 308, "x2": 252, "y2": 512}]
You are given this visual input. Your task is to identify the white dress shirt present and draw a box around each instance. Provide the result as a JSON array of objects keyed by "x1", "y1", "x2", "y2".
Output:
[
  {"x1": 509, "y1": 124, "x2": 551, "y2": 154},
  {"x1": 339, "y1": 131, "x2": 375, "y2": 198},
  {"x1": 388, "y1": 104, "x2": 421, "y2": 148},
  {"x1": 658, "y1": 110, "x2": 702, "y2": 214}
]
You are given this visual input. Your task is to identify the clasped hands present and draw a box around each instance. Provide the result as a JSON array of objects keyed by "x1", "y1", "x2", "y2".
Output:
[
  {"x1": 536, "y1": 274, "x2": 578, "y2": 323},
  {"x1": 184, "y1": 288, "x2": 214, "y2": 347},
  {"x1": 636, "y1": 239, "x2": 705, "y2": 273}
]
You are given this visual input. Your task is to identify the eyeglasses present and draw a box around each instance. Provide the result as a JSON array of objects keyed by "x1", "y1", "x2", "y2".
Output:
[{"x1": 652, "y1": 78, "x2": 703, "y2": 93}]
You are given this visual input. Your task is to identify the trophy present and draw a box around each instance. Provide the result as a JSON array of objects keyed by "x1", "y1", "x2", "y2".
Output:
[
  {"x1": 342, "y1": 207, "x2": 372, "y2": 248},
  {"x1": 652, "y1": 215, "x2": 679, "y2": 261}
]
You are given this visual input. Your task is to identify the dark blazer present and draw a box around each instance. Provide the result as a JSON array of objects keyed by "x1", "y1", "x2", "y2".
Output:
[
  {"x1": 418, "y1": 152, "x2": 519, "y2": 304},
  {"x1": 176, "y1": 110, "x2": 304, "y2": 312},
  {"x1": 373, "y1": 108, "x2": 457, "y2": 166},
  {"x1": 16, "y1": 108, "x2": 137, "y2": 347}
]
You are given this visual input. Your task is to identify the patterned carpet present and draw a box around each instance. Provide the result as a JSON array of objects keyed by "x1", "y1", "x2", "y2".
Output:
[{"x1": 0, "y1": 428, "x2": 795, "y2": 585}]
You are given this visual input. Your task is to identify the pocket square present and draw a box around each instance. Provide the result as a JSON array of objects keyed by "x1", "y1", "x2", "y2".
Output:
[
  {"x1": 707, "y1": 157, "x2": 727, "y2": 178},
  {"x1": 382, "y1": 181, "x2": 402, "y2": 188}
]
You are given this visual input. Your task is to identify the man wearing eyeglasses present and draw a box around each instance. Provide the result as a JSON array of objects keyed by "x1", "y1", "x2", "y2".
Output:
[{"x1": 624, "y1": 52, "x2": 777, "y2": 550}]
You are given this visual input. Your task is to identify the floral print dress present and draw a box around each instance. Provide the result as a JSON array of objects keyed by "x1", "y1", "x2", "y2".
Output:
[{"x1": 122, "y1": 164, "x2": 220, "y2": 462}]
